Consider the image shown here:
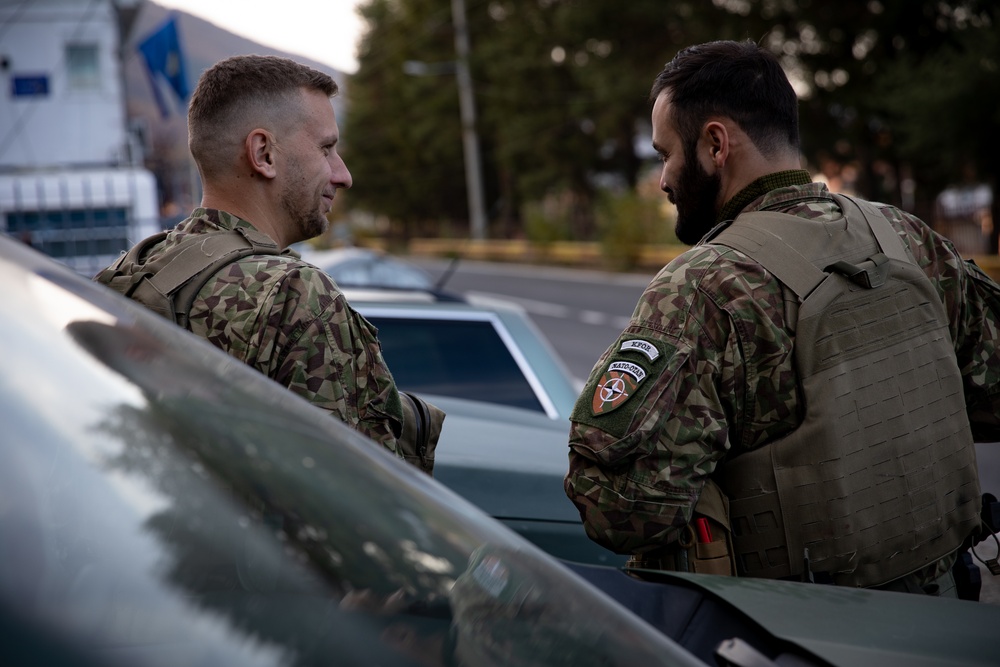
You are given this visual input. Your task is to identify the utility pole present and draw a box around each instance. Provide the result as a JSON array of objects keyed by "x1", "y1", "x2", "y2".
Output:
[{"x1": 450, "y1": 0, "x2": 487, "y2": 240}]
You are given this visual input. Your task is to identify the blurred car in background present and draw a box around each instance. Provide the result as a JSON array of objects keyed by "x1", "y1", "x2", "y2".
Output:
[
  {"x1": 349, "y1": 292, "x2": 579, "y2": 421},
  {"x1": 4, "y1": 234, "x2": 1000, "y2": 667},
  {"x1": 300, "y1": 249, "x2": 618, "y2": 567},
  {"x1": 309, "y1": 246, "x2": 436, "y2": 291},
  {"x1": 295, "y1": 247, "x2": 613, "y2": 565},
  {"x1": 304, "y1": 246, "x2": 579, "y2": 421}
]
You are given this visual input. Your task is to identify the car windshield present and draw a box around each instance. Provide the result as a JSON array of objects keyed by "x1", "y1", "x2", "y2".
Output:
[
  {"x1": 0, "y1": 243, "x2": 698, "y2": 667},
  {"x1": 366, "y1": 315, "x2": 546, "y2": 414}
]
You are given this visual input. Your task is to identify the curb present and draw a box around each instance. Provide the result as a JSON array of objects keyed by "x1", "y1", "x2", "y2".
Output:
[{"x1": 406, "y1": 238, "x2": 1000, "y2": 281}]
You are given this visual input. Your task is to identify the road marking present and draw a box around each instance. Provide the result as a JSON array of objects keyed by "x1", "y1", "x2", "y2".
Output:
[
  {"x1": 467, "y1": 291, "x2": 631, "y2": 329},
  {"x1": 581, "y1": 310, "x2": 609, "y2": 325}
]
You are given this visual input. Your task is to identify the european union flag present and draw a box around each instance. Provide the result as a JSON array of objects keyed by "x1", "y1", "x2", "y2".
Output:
[{"x1": 137, "y1": 15, "x2": 190, "y2": 118}]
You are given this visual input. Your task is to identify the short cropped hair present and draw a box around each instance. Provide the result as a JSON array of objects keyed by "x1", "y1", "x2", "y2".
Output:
[
  {"x1": 188, "y1": 55, "x2": 339, "y2": 179},
  {"x1": 650, "y1": 40, "x2": 800, "y2": 157}
]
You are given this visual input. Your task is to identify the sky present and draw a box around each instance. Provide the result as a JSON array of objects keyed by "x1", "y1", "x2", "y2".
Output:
[{"x1": 153, "y1": 0, "x2": 365, "y2": 73}]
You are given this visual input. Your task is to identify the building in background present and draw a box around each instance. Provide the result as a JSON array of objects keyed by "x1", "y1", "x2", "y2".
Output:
[{"x1": 0, "y1": 0, "x2": 159, "y2": 275}]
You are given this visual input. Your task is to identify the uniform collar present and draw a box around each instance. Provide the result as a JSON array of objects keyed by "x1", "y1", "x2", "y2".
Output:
[
  {"x1": 700, "y1": 171, "x2": 818, "y2": 245},
  {"x1": 716, "y1": 170, "x2": 813, "y2": 224},
  {"x1": 183, "y1": 208, "x2": 260, "y2": 235}
]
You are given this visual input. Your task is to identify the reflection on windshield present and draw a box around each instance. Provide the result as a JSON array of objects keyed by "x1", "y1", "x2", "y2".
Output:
[{"x1": 0, "y1": 313, "x2": 691, "y2": 666}]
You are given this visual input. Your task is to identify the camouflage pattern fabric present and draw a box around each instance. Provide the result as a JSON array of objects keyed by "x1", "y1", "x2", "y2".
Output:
[
  {"x1": 145, "y1": 209, "x2": 410, "y2": 458},
  {"x1": 565, "y1": 179, "x2": 1000, "y2": 568}
]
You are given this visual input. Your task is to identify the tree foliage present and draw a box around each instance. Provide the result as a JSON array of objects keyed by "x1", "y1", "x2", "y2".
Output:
[
  {"x1": 343, "y1": 0, "x2": 468, "y2": 238},
  {"x1": 740, "y1": 0, "x2": 998, "y2": 222},
  {"x1": 343, "y1": 0, "x2": 998, "y2": 244}
]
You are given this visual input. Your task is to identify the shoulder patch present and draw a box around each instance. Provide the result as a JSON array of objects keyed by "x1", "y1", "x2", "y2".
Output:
[
  {"x1": 591, "y1": 361, "x2": 646, "y2": 415},
  {"x1": 619, "y1": 338, "x2": 660, "y2": 362},
  {"x1": 572, "y1": 332, "x2": 680, "y2": 439}
]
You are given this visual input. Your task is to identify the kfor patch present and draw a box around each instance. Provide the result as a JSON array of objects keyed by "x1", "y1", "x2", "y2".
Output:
[{"x1": 619, "y1": 339, "x2": 660, "y2": 361}]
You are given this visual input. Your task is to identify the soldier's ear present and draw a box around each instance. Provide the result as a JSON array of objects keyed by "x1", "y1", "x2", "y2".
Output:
[
  {"x1": 702, "y1": 121, "x2": 729, "y2": 170},
  {"x1": 246, "y1": 129, "x2": 278, "y2": 179}
]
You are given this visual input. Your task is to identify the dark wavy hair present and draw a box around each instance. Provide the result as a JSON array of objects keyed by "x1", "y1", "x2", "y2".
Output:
[{"x1": 650, "y1": 40, "x2": 799, "y2": 158}]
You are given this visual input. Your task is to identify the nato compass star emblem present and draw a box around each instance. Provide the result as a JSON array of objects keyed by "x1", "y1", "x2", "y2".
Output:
[{"x1": 591, "y1": 361, "x2": 646, "y2": 415}]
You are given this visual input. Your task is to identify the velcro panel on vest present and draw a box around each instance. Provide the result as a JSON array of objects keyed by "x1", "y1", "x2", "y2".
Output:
[
  {"x1": 94, "y1": 232, "x2": 173, "y2": 319},
  {"x1": 715, "y1": 197, "x2": 981, "y2": 587},
  {"x1": 779, "y1": 264, "x2": 980, "y2": 587},
  {"x1": 94, "y1": 228, "x2": 281, "y2": 327},
  {"x1": 723, "y1": 262, "x2": 981, "y2": 586},
  {"x1": 130, "y1": 233, "x2": 262, "y2": 325},
  {"x1": 146, "y1": 230, "x2": 271, "y2": 297}
]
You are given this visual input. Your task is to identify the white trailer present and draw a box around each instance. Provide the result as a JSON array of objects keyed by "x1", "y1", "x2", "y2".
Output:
[{"x1": 0, "y1": 167, "x2": 159, "y2": 276}]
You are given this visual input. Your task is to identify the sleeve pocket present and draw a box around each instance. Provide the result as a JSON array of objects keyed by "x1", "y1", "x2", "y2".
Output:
[{"x1": 569, "y1": 334, "x2": 687, "y2": 468}]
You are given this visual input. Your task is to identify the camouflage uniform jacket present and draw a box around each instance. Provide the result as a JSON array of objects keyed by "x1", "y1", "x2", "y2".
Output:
[
  {"x1": 565, "y1": 177, "x2": 1000, "y2": 558},
  {"x1": 149, "y1": 208, "x2": 408, "y2": 457}
]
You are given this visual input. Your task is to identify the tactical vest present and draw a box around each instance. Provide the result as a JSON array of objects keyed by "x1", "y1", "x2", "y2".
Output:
[
  {"x1": 710, "y1": 194, "x2": 982, "y2": 588},
  {"x1": 95, "y1": 227, "x2": 443, "y2": 476},
  {"x1": 94, "y1": 226, "x2": 281, "y2": 329}
]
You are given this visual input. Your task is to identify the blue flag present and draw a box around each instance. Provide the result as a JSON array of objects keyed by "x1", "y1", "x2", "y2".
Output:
[{"x1": 137, "y1": 15, "x2": 190, "y2": 118}]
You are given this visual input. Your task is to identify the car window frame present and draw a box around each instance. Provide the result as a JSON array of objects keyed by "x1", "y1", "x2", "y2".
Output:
[{"x1": 357, "y1": 305, "x2": 563, "y2": 420}]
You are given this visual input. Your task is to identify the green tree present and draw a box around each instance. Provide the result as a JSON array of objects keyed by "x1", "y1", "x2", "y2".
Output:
[
  {"x1": 731, "y1": 0, "x2": 997, "y2": 224},
  {"x1": 471, "y1": 0, "x2": 604, "y2": 238},
  {"x1": 551, "y1": 1, "x2": 745, "y2": 189},
  {"x1": 474, "y1": 0, "x2": 745, "y2": 238},
  {"x1": 871, "y1": 8, "x2": 999, "y2": 250},
  {"x1": 345, "y1": 0, "x2": 998, "y2": 250},
  {"x1": 345, "y1": 0, "x2": 741, "y2": 240},
  {"x1": 342, "y1": 0, "x2": 470, "y2": 240}
]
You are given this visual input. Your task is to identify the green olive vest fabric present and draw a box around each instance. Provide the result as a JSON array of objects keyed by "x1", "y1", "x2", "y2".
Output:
[
  {"x1": 710, "y1": 194, "x2": 982, "y2": 587},
  {"x1": 94, "y1": 220, "x2": 441, "y2": 476},
  {"x1": 94, "y1": 226, "x2": 281, "y2": 329}
]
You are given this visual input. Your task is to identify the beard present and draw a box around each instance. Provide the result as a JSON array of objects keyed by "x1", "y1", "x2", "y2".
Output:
[
  {"x1": 296, "y1": 203, "x2": 330, "y2": 242},
  {"x1": 280, "y1": 160, "x2": 330, "y2": 243},
  {"x1": 672, "y1": 153, "x2": 721, "y2": 246}
]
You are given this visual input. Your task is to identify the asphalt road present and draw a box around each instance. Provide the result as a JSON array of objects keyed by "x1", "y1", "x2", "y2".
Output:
[{"x1": 412, "y1": 255, "x2": 1000, "y2": 603}]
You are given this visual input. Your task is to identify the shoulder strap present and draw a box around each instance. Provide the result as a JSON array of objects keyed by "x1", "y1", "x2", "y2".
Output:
[
  {"x1": 712, "y1": 211, "x2": 826, "y2": 299},
  {"x1": 831, "y1": 194, "x2": 910, "y2": 262},
  {"x1": 160, "y1": 226, "x2": 280, "y2": 328},
  {"x1": 95, "y1": 226, "x2": 281, "y2": 328},
  {"x1": 146, "y1": 227, "x2": 276, "y2": 299},
  {"x1": 713, "y1": 194, "x2": 912, "y2": 299}
]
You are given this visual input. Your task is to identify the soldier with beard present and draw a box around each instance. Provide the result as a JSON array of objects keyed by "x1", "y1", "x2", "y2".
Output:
[
  {"x1": 96, "y1": 56, "x2": 442, "y2": 474},
  {"x1": 565, "y1": 40, "x2": 1000, "y2": 595}
]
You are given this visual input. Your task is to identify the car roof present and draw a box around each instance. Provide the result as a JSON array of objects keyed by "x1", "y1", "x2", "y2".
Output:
[{"x1": 306, "y1": 246, "x2": 438, "y2": 291}]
